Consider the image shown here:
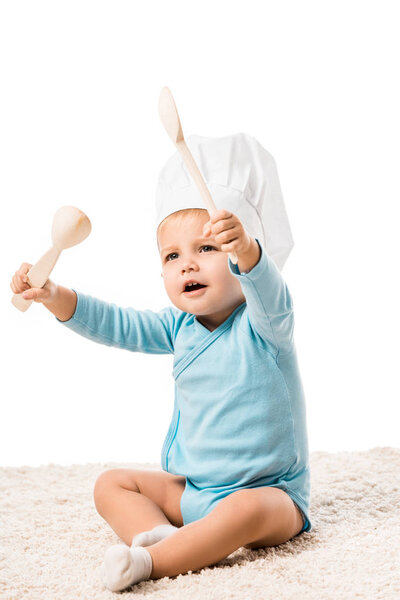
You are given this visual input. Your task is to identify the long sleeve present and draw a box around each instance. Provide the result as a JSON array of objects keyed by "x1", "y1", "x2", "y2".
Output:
[
  {"x1": 56, "y1": 290, "x2": 179, "y2": 354},
  {"x1": 228, "y1": 238, "x2": 294, "y2": 357}
]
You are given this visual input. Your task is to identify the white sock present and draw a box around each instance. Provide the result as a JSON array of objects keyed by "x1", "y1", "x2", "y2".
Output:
[
  {"x1": 102, "y1": 545, "x2": 152, "y2": 592},
  {"x1": 131, "y1": 523, "x2": 178, "y2": 548}
]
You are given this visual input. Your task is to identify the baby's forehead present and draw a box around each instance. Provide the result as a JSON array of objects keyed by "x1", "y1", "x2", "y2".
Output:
[
  {"x1": 167, "y1": 214, "x2": 205, "y2": 230},
  {"x1": 158, "y1": 215, "x2": 204, "y2": 240},
  {"x1": 157, "y1": 221, "x2": 210, "y2": 255}
]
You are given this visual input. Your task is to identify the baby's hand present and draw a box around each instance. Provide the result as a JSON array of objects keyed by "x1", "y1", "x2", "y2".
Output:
[
  {"x1": 10, "y1": 263, "x2": 56, "y2": 303},
  {"x1": 203, "y1": 209, "x2": 252, "y2": 255}
]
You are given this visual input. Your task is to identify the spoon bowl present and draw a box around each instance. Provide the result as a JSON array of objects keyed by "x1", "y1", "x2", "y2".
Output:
[
  {"x1": 52, "y1": 205, "x2": 92, "y2": 249},
  {"x1": 158, "y1": 87, "x2": 184, "y2": 144}
]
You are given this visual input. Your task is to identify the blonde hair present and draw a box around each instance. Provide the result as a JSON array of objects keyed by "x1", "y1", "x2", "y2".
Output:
[{"x1": 156, "y1": 208, "x2": 208, "y2": 251}]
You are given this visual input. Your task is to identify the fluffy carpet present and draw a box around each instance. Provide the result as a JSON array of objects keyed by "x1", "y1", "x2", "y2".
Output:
[{"x1": 1, "y1": 447, "x2": 399, "y2": 599}]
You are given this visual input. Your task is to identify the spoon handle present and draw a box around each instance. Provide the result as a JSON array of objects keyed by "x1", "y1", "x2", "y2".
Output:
[
  {"x1": 158, "y1": 87, "x2": 238, "y2": 265},
  {"x1": 176, "y1": 141, "x2": 238, "y2": 265},
  {"x1": 11, "y1": 245, "x2": 62, "y2": 312}
]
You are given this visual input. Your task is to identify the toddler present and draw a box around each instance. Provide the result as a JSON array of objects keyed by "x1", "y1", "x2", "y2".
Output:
[{"x1": 10, "y1": 133, "x2": 311, "y2": 592}]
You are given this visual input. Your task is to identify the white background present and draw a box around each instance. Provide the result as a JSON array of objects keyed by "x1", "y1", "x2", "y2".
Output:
[{"x1": 1, "y1": 1, "x2": 399, "y2": 467}]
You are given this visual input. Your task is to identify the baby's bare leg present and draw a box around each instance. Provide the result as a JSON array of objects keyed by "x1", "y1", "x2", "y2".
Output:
[
  {"x1": 146, "y1": 487, "x2": 303, "y2": 579},
  {"x1": 93, "y1": 468, "x2": 186, "y2": 546}
]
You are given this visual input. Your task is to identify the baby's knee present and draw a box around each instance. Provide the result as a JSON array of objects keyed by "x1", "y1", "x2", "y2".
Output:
[
  {"x1": 93, "y1": 469, "x2": 140, "y2": 512},
  {"x1": 93, "y1": 469, "x2": 122, "y2": 510}
]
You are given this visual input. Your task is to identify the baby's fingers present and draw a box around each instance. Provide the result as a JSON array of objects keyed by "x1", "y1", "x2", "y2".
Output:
[
  {"x1": 10, "y1": 263, "x2": 33, "y2": 293},
  {"x1": 21, "y1": 287, "x2": 49, "y2": 303},
  {"x1": 18, "y1": 262, "x2": 33, "y2": 280},
  {"x1": 11, "y1": 273, "x2": 29, "y2": 293}
]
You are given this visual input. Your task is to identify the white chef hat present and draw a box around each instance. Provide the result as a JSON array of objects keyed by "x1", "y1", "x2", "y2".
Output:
[{"x1": 154, "y1": 132, "x2": 294, "y2": 271}]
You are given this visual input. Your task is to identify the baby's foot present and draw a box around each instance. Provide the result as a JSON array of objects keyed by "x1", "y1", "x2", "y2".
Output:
[
  {"x1": 102, "y1": 544, "x2": 152, "y2": 592},
  {"x1": 131, "y1": 523, "x2": 178, "y2": 547}
]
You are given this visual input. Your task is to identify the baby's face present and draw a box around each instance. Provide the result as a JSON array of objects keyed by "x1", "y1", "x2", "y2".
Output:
[{"x1": 158, "y1": 213, "x2": 245, "y2": 331}]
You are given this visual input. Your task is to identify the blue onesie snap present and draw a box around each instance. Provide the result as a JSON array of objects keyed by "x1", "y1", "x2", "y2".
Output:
[{"x1": 57, "y1": 238, "x2": 312, "y2": 533}]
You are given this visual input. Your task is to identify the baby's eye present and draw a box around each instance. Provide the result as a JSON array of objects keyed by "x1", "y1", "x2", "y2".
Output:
[{"x1": 165, "y1": 246, "x2": 216, "y2": 262}]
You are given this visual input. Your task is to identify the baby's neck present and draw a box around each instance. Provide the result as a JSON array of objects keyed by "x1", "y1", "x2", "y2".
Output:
[{"x1": 195, "y1": 299, "x2": 245, "y2": 331}]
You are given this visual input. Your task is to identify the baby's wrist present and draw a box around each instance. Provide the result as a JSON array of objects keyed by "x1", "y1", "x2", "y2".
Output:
[{"x1": 45, "y1": 279, "x2": 59, "y2": 302}]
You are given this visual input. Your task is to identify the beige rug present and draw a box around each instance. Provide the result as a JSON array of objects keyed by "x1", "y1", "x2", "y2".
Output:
[{"x1": 1, "y1": 447, "x2": 399, "y2": 599}]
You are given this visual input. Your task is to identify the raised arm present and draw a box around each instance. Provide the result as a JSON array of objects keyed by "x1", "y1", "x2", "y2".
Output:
[
  {"x1": 228, "y1": 238, "x2": 294, "y2": 357},
  {"x1": 56, "y1": 290, "x2": 178, "y2": 355}
]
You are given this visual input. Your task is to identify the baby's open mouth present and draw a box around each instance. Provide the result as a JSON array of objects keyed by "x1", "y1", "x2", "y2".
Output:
[{"x1": 183, "y1": 283, "x2": 208, "y2": 294}]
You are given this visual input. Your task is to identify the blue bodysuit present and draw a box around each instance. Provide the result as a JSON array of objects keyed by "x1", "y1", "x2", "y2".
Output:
[{"x1": 57, "y1": 238, "x2": 312, "y2": 533}]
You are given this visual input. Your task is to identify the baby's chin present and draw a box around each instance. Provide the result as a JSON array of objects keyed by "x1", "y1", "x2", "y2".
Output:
[
  {"x1": 176, "y1": 297, "x2": 237, "y2": 318},
  {"x1": 174, "y1": 300, "x2": 215, "y2": 314},
  {"x1": 168, "y1": 293, "x2": 214, "y2": 313}
]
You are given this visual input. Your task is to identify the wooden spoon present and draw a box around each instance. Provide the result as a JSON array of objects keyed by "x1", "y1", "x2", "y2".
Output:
[
  {"x1": 12, "y1": 205, "x2": 91, "y2": 312},
  {"x1": 158, "y1": 87, "x2": 238, "y2": 264}
]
